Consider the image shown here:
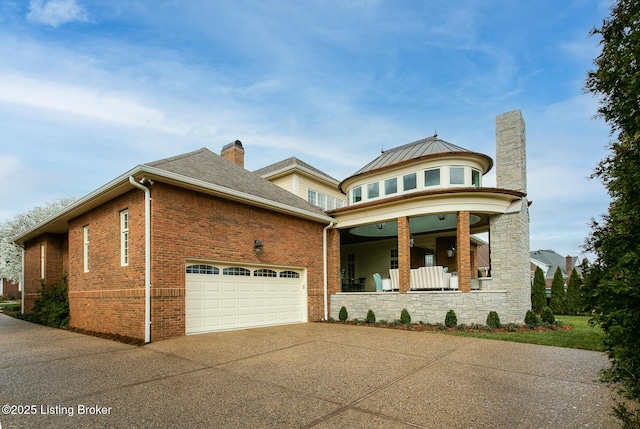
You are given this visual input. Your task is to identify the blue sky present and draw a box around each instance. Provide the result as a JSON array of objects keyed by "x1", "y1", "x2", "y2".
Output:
[{"x1": 0, "y1": 0, "x2": 612, "y2": 259}]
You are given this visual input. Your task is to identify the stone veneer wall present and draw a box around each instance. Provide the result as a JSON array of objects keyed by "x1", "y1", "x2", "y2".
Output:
[{"x1": 330, "y1": 291, "x2": 507, "y2": 325}]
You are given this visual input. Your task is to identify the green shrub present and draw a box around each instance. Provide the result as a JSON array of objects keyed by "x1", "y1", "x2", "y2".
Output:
[
  {"x1": 486, "y1": 311, "x2": 501, "y2": 329},
  {"x1": 524, "y1": 310, "x2": 539, "y2": 329},
  {"x1": 338, "y1": 306, "x2": 348, "y2": 322},
  {"x1": 457, "y1": 324, "x2": 466, "y2": 331},
  {"x1": 400, "y1": 308, "x2": 411, "y2": 326},
  {"x1": 366, "y1": 309, "x2": 376, "y2": 324},
  {"x1": 541, "y1": 307, "x2": 555, "y2": 325},
  {"x1": 435, "y1": 322, "x2": 446, "y2": 331},
  {"x1": 444, "y1": 310, "x2": 457, "y2": 328},
  {"x1": 31, "y1": 274, "x2": 69, "y2": 328},
  {"x1": 507, "y1": 323, "x2": 519, "y2": 332}
]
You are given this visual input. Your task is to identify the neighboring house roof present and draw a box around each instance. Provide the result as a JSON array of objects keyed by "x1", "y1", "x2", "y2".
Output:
[
  {"x1": 254, "y1": 157, "x2": 340, "y2": 185},
  {"x1": 13, "y1": 148, "x2": 333, "y2": 245},
  {"x1": 530, "y1": 249, "x2": 581, "y2": 280},
  {"x1": 351, "y1": 135, "x2": 494, "y2": 176}
]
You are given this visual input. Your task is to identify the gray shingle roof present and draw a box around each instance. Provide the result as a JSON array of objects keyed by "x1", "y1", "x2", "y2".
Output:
[
  {"x1": 353, "y1": 136, "x2": 490, "y2": 176},
  {"x1": 145, "y1": 148, "x2": 328, "y2": 218},
  {"x1": 254, "y1": 157, "x2": 339, "y2": 183},
  {"x1": 530, "y1": 249, "x2": 580, "y2": 279}
]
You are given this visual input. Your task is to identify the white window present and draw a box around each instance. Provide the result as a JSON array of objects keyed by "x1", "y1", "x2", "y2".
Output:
[
  {"x1": 318, "y1": 193, "x2": 326, "y2": 210},
  {"x1": 425, "y1": 168, "x2": 440, "y2": 186},
  {"x1": 120, "y1": 210, "x2": 129, "y2": 266},
  {"x1": 390, "y1": 249, "x2": 399, "y2": 269},
  {"x1": 450, "y1": 167, "x2": 465, "y2": 185},
  {"x1": 352, "y1": 187, "x2": 362, "y2": 203},
  {"x1": 327, "y1": 196, "x2": 336, "y2": 210},
  {"x1": 336, "y1": 200, "x2": 344, "y2": 209},
  {"x1": 83, "y1": 226, "x2": 90, "y2": 273},
  {"x1": 384, "y1": 178, "x2": 397, "y2": 195},
  {"x1": 40, "y1": 244, "x2": 45, "y2": 279},
  {"x1": 472, "y1": 169, "x2": 481, "y2": 187},
  {"x1": 307, "y1": 190, "x2": 317, "y2": 206},
  {"x1": 403, "y1": 173, "x2": 417, "y2": 191},
  {"x1": 367, "y1": 182, "x2": 380, "y2": 199}
]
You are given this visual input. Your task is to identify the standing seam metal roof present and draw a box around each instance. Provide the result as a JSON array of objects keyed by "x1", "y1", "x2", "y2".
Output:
[{"x1": 353, "y1": 136, "x2": 477, "y2": 175}]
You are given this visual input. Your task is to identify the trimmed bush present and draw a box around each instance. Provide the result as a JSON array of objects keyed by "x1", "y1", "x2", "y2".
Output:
[
  {"x1": 549, "y1": 267, "x2": 565, "y2": 314},
  {"x1": 524, "y1": 310, "x2": 539, "y2": 329},
  {"x1": 366, "y1": 309, "x2": 376, "y2": 324},
  {"x1": 486, "y1": 311, "x2": 501, "y2": 329},
  {"x1": 444, "y1": 309, "x2": 457, "y2": 328},
  {"x1": 31, "y1": 274, "x2": 69, "y2": 328},
  {"x1": 400, "y1": 308, "x2": 411, "y2": 326},
  {"x1": 540, "y1": 306, "x2": 555, "y2": 325},
  {"x1": 531, "y1": 266, "x2": 547, "y2": 313},
  {"x1": 338, "y1": 306, "x2": 348, "y2": 322}
]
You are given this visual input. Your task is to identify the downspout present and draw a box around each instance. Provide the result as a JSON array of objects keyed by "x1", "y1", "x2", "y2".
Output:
[
  {"x1": 20, "y1": 245, "x2": 25, "y2": 314},
  {"x1": 129, "y1": 176, "x2": 152, "y2": 343},
  {"x1": 323, "y1": 221, "x2": 334, "y2": 321}
]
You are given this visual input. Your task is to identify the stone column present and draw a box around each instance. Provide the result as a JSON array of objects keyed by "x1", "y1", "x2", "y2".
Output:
[
  {"x1": 398, "y1": 216, "x2": 411, "y2": 293},
  {"x1": 457, "y1": 211, "x2": 471, "y2": 293}
]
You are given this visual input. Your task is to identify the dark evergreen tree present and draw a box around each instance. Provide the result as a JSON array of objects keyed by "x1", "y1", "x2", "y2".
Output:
[
  {"x1": 549, "y1": 267, "x2": 565, "y2": 314},
  {"x1": 531, "y1": 266, "x2": 547, "y2": 313},
  {"x1": 583, "y1": 0, "x2": 640, "y2": 420},
  {"x1": 565, "y1": 269, "x2": 583, "y2": 315}
]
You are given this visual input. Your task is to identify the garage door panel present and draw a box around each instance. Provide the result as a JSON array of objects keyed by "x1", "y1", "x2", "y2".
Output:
[{"x1": 186, "y1": 264, "x2": 306, "y2": 334}]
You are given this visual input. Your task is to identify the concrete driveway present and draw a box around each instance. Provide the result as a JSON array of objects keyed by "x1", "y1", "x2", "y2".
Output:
[{"x1": 0, "y1": 314, "x2": 620, "y2": 428}]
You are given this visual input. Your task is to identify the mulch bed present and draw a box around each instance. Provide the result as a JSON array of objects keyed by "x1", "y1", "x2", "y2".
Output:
[
  {"x1": 322, "y1": 319, "x2": 573, "y2": 333},
  {"x1": 64, "y1": 327, "x2": 147, "y2": 346}
]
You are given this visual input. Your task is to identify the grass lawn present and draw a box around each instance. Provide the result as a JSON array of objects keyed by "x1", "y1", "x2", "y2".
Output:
[{"x1": 446, "y1": 316, "x2": 605, "y2": 351}]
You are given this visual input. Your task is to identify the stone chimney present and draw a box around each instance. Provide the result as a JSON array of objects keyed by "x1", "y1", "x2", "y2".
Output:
[
  {"x1": 496, "y1": 110, "x2": 526, "y2": 193},
  {"x1": 221, "y1": 140, "x2": 245, "y2": 168}
]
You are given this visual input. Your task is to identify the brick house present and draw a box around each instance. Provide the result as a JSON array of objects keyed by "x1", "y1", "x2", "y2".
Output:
[
  {"x1": 14, "y1": 110, "x2": 531, "y2": 342},
  {"x1": 1, "y1": 278, "x2": 20, "y2": 298}
]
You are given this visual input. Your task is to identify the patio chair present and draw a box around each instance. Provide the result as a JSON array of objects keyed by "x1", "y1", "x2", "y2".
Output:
[
  {"x1": 373, "y1": 273, "x2": 382, "y2": 292},
  {"x1": 389, "y1": 269, "x2": 399, "y2": 291}
]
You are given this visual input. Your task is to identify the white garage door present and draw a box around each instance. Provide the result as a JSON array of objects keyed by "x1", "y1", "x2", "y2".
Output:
[{"x1": 185, "y1": 263, "x2": 307, "y2": 334}]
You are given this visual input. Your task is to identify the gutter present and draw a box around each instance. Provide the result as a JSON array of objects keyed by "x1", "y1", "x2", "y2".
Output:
[
  {"x1": 322, "y1": 221, "x2": 335, "y2": 320},
  {"x1": 129, "y1": 176, "x2": 152, "y2": 343}
]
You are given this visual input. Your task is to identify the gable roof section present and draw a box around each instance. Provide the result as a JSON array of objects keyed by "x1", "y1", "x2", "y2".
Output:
[
  {"x1": 13, "y1": 148, "x2": 332, "y2": 245},
  {"x1": 530, "y1": 249, "x2": 579, "y2": 279},
  {"x1": 352, "y1": 136, "x2": 493, "y2": 176},
  {"x1": 145, "y1": 148, "x2": 329, "y2": 215},
  {"x1": 254, "y1": 157, "x2": 339, "y2": 185}
]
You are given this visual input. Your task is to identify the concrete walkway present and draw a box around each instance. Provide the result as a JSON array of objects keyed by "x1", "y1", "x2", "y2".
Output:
[{"x1": 0, "y1": 314, "x2": 620, "y2": 428}]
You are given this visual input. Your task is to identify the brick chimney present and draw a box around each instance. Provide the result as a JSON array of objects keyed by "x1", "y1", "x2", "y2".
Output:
[
  {"x1": 221, "y1": 140, "x2": 245, "y2": 168},
  {"x1": 566, "y1": 255, "x2": 573, "y2": 279}
]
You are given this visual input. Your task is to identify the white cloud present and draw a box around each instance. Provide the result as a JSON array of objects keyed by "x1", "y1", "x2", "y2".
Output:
[
  {"x1": 0, "y1": 74, "x2": 186, "y2": 134},
  {"x1": 26, "y1": 0, "x2": 88, "y2": 28}
]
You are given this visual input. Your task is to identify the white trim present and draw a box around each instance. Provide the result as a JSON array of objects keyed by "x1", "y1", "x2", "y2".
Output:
[{"x1": 120, "y1": 210, "x2": 129, "y2": 266}]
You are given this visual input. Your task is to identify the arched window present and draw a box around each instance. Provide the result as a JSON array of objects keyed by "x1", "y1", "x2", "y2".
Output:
[
  {"x1": 186, "y1": 265, "x2": 219, "y2": 275},
  {"x1": 254, "y1": 269, "x2": 277, "y2": 277},
  {"x1": 223, "y1": 267, "x2": 251, "y2": 276},
  {"x1": 279, "y1": 270, "x2": 300, "y2": 279}
]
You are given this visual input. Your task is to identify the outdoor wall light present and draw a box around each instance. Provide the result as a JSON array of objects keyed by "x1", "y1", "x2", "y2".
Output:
[
  {"x1": 447, "y1": 245, "x2": 456, "y2": 258},
  {"x1": 376, "y1": 222, "x2": 386, "y2": 230},
  {"x1": 410, "y1": 234, "x2": 415, "y2": 248},
  {"x1": 254, "y1": 239, "x2": 264, "y2": 254},
  {"x1": 437, "y1": 214, "x2": 446, "y2": 221}
]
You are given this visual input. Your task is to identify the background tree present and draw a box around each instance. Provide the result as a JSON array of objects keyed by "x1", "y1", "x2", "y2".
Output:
[
  {"x1": 583, "y1": 0, "x2": 640, "y2": 418},
  {"x1": 548, "y1": 267, "x2": 565, "y2": 314},
  {"x1": 564, "y1": 269, "x2": 583, "y2": 315},
  {"x1": 0, "y1": 197, "x2": 76, "y2": 284},
  {"x1": 531, "y1": 266, "x2": 547, "y2": 313}
]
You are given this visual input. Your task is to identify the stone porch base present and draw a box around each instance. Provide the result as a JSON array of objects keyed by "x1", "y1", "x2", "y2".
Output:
[{"x1": 330, "y1": 291, "x2": 509, "y2": 325}]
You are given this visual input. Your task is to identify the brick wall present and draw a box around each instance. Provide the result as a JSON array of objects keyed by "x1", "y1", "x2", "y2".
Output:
[
  {"x1": 149, "y1": 182, "x2": 326, "y2": 341},
  {"x1": 67, "y1": 190, "x2": 146, "y2": 339},
  {"x1": 23, "y1": 233, "x2": 68, "y2": 312}
]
